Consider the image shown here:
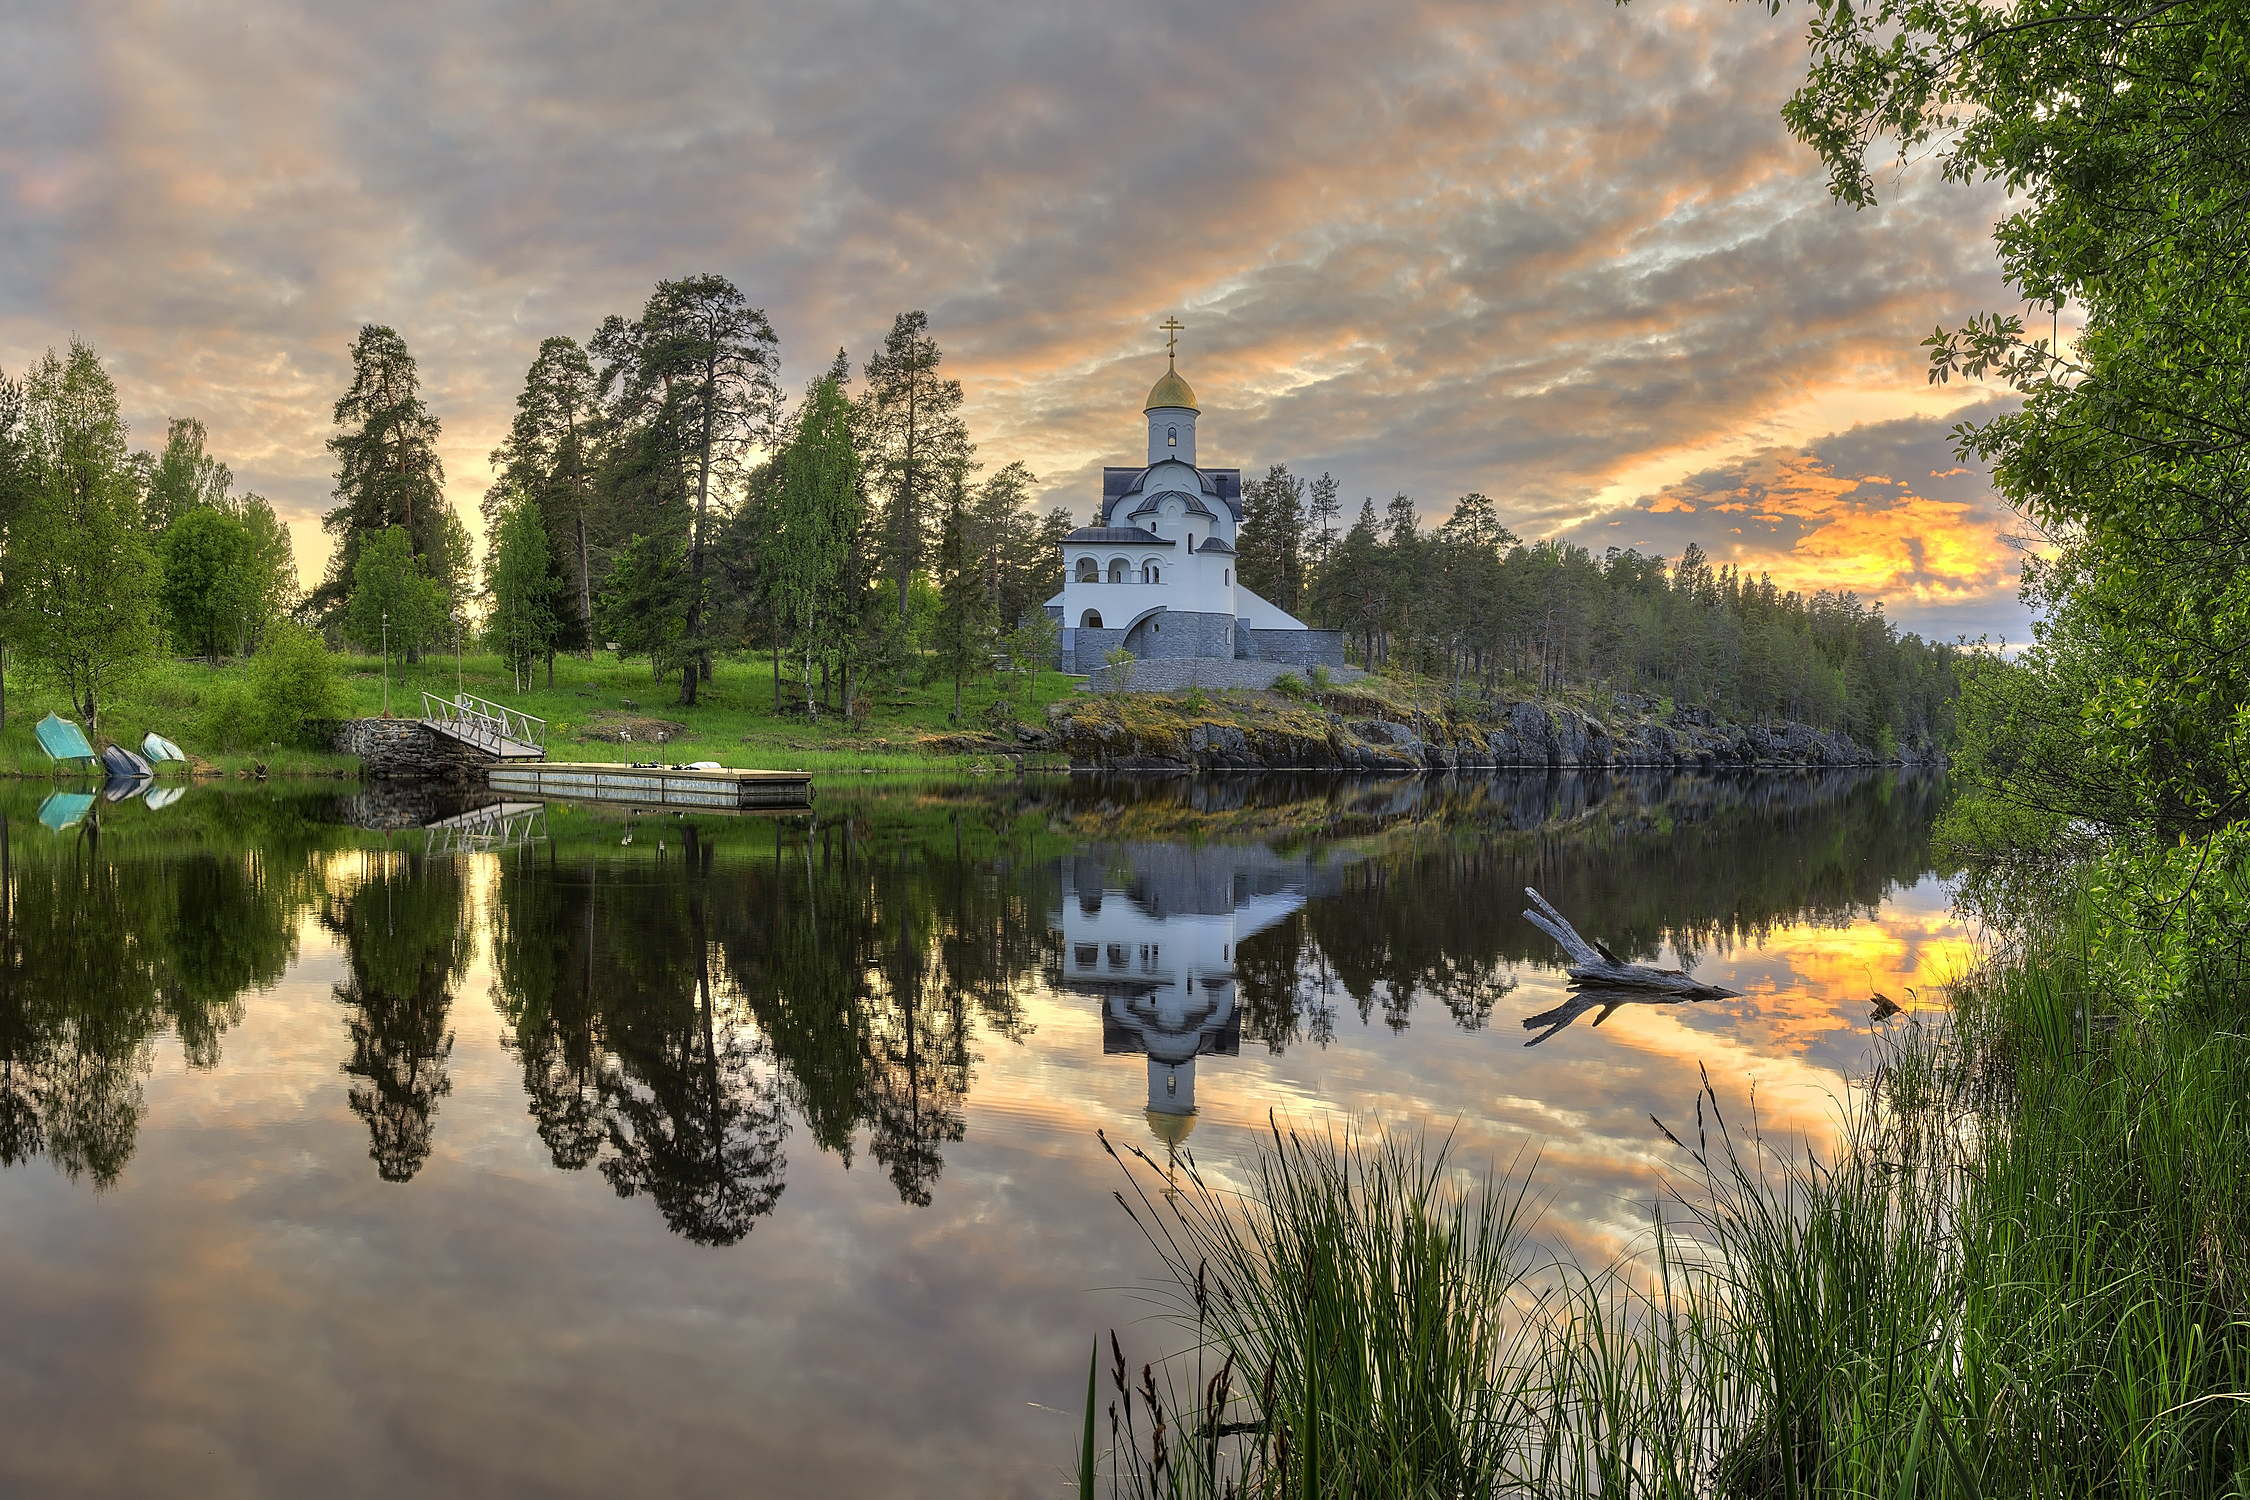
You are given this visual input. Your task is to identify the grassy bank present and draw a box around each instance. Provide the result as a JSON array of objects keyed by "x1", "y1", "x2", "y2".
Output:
[
  {"x1": 1085, "y1": 893, "x2": 2250, "y2": 1498},
  {"x1": 326, "y1": 647, "x2": 1087, "y2": 771},
  {"x1": 0, "y1": 649, "x2": 1088, "y2": 777},
  {"x1": 0, "y1": 659, "x2": 359, "y2": 778}
]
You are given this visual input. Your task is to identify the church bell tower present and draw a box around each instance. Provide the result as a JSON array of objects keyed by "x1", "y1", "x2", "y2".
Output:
[{"x1": 1145, "y1": 315, "x2": 1198, "y2": 466}]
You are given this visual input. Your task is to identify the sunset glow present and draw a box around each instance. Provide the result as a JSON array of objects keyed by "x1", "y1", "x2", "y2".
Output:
[{"x1": 0, "y1": 1, "x2": 2028, "y2": 639}]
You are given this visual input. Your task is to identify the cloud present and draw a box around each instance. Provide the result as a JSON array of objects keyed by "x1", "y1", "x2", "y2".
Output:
[
  {"x1": 1561, "y1": 399, "x2": 2030, "y2": 642},
  {"x1": 0, "y1": 0, "x2": 2022, "y2": 613}
]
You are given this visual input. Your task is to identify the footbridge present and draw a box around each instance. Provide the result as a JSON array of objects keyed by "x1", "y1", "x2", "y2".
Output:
[{"x1": 419, "y1": 692, "x2": 547, "y2": 761}]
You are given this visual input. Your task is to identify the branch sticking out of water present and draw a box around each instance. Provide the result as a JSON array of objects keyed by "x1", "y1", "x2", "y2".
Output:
[{"x1": 1522, "y1": 886, "x2": 1740, "y2": 999}]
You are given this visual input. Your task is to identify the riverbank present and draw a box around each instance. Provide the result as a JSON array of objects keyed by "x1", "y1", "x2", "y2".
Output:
[
  {"x1": 0, "y1": 652, "x2": 1943, "y2": 781},
  {"x1": 1043, "y1": 677, "x2": 1939, "y2": 772}
]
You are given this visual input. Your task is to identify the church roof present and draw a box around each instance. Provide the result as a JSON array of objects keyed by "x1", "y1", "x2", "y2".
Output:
[
  {"x1": 1145, "y1": 364, "x2": 1198, "y2": 412},
  {"x1": 1128, "y1": 489, "x2": 1216, "y2": 521},
  {"x1": 1103, "y1": 467, "x2": 1242, "y2": 523},
  {"x1": 1065, "y1": 526, "x2": 1175, "y2": 546},
  {"x1": 1196, "y1": 535, "x2": 1236, "y2": 555}
]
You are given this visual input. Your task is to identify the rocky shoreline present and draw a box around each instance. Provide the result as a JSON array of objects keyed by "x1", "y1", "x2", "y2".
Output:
[{"x1": 1043, "y1": 693, "x2": 1942, "y2": 773}]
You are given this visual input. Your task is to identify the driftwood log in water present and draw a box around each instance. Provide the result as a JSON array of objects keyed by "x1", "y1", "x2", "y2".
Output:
[{"x1": 1521, "y1": 887, "x2": 1739, "y2": 999}]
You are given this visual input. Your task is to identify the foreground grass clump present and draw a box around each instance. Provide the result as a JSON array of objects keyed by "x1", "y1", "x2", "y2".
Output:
[
  {"x1": 1089, "y1": 1126, "x2": 1550, "y2": 1498},
  {"x1": 1085, "y1": 902, "x2": 2250, "y2": 1497}
]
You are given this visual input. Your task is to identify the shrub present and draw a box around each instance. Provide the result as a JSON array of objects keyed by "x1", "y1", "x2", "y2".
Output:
[
  {"x1": 1308, "y1": 664, "x2": 1333, "y2": 693},
  {"x1": 197, "y1": 680, "x2": 258, "y2": 752},
  {"x1": 1101, "y1": 645, "x2": 1137, "y2": 695},
  {"x1": 249, "y1": 623, "x2": 352, "y2": 747},
  {"x1": 1272, "y1": 672, "x2": 1309, "y2": 700}
]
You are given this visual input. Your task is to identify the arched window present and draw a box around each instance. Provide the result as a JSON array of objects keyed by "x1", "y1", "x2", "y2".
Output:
[
  {"x1": 1108, "y1": 559, "x2": 1129, "y2": 583},
  {"x1": 1167, "y1": 425, "x2": 1177, "y2": 448},
  {"x1": 1142, "y1": 562, "x2": 1160, "y2": 584},
  {"x1": 1224, "y1": 569, "x2": 1230, "y2": 585},
  {"x1": 1080, "y1": 609, "x2": 1103, "y2": 628},
  {"x1": 1075, "y1": 557, "x2": 1098, "y2": 583}
]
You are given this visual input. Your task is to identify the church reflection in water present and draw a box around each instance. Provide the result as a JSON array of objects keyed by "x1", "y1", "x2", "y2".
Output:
[{"x1": 1055, "y1": 845, "x2": 1336, "y2": 1152}]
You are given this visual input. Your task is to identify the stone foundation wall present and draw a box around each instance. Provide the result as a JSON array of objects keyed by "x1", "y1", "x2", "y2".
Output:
[
  {"x1": 1123, "y1": 610, "x2": 1237, "y2": 660},
  {"x1": 1080, "y1": 658, "x2": 1370, "y2": 694},
  {"x1": 332, "y1": 718, "x2": 495, "y2": 780},
  {"x1": 1061, "y1": 627, "x2": 1129, "y2": 673},
  {"x1": 1247, "y1": 629, "x2": 1346, "y2": 667}
]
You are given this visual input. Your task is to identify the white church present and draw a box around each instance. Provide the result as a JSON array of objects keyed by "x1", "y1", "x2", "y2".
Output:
[{"x1": 1048, "y1": 323, "x2": 1345, "y2": 676}]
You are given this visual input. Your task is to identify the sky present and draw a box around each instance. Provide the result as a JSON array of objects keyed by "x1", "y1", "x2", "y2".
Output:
[{"x1": 0, "y1": 0, "x2": 2036, "y2": 643}]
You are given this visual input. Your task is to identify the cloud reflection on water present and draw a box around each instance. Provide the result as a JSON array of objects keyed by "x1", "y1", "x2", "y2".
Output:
[{"x1": 0, "y1": 771, "x2": 1965, "y2": 1496}]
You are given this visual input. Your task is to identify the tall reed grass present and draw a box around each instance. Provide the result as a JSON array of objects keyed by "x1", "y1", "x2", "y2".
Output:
[{"x1": 1077, "y1": 905, "x2": 2250, "y2": 1497}]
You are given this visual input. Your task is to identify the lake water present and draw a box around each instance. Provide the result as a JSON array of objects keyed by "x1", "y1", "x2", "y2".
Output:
[{"x1": 0, "y1": 770, "x2": 1965, "y2": 1498}]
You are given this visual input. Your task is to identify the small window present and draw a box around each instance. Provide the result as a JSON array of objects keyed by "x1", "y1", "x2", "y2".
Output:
[
  {"x1": 1075, "y1": 557, "x2": 1098, "y2": 582},
  {"x1": 1080, "y1": 609, "x2": 1102, "y2": 628},
  {"x1": 1107, "y1": 944, "x2": 1126, "y2": 968},
  {"x1": 1108, "y1": 559, "x2": 1128, "y2": 583},
  {"x1": 1075, "y1": 944, "x2": 1097, "y2": 968},
  {"x1": 1224, "y1": 569, "x2": 1230, "y2": 585},
  {"x1": 1167, "y1": 425, "x2": 1178, "y2": 448},
  {"x1": 1142, "y1": 563, "x2": 1160, "y2": 584}
]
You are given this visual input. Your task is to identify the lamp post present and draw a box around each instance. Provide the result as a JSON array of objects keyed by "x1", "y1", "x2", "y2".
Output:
[
  {"x1": 455, "y1": 613, "x2": 465, "y2": 703},
  {"x1": 381, "y1": 611, "x2": 390, "y2": 718}
]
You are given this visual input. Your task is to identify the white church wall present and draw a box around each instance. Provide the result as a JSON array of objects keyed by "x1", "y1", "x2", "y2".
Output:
[
  {"x1": 1146, "y1": 406, "x2": 1197, "y2": 466},
  {"x1": 1233, "y1": 586, "x2": 1305, "y2": 630}
]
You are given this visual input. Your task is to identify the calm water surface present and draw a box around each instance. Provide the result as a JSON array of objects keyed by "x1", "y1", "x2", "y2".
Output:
[{"x1": 0, "y1": 771, "x2": 1965, "y2": 1498}]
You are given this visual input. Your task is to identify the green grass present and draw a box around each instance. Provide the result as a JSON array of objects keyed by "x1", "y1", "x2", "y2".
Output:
[
  {"x1": 332, "y1": 647, "x2": 1081, "y2": 772},
  {"x1": 0, "y1": 657, "x2": 358, "y2": 778},
  {"x1": 1088, "y1": 894, "x2": 2250, "y2": 1497},
  {"x1": 0, "y1": 649, "x2": 1088, "y2": 776}
]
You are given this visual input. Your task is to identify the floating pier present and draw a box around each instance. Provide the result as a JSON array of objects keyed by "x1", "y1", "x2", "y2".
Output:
[{"x1": 484, "y1": 761, "x2": 813, "y2": 811}]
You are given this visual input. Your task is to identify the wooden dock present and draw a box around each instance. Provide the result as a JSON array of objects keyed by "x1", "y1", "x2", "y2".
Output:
[{"x1": 484, "y1": 762, "x2": 813, "y2": 811}]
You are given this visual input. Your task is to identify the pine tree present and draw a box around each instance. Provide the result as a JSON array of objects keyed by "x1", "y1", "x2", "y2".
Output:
[
  {"x1": 316, "y1": 327, "x2": 459, "y2": 649},
  {"x1": 1238, "y1": 464, "x2": 1307, "y2": 614},
  {"x1": 596, "y1": 276, "x2": 781, "y2": 705},
  {"x1": 861, "y1": 312, "x2": 971, "y2": 626},
  {"x1": 1305, "y1": 471, "x2": 1342, "y2": 573},
  {"x1": 491, "y1": 337, "x2": 600, "y2": 656}
]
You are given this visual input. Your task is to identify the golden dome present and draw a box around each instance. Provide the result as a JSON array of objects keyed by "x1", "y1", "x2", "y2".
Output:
[
  {"x1": 1145, "y1": 1108, "x2": 1198, "y2": 1147},
  {"x1": 1145, "y1": 363, "x2": 1198, "y2": 412}
]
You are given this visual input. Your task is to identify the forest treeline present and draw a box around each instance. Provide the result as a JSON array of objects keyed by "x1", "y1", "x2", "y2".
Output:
[{"x1": 0, "y1": 279, "x2": 1957, "y2": 740}]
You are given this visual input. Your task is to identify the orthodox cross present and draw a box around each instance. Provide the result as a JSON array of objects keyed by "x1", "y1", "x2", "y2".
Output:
[{"x1": 1161, "y1": 315, "x2": 1184, "y2": 366}]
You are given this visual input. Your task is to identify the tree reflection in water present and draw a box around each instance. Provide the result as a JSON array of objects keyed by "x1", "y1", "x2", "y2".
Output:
[
  {"x1": 492, "y1": 826, "x2": 790, "y2": 1245},
  {"x1": 489, "y1": 812, "x2": 1049, "y2": 1234},
  {"x1": 0, "y1": 772, "x2": 1953, "y2": 1226},
  {"x1": 323, "y1": 851, "x2": 470, "y2": 1183},
  {"x1": 0, "y1": 811, "x2": 306, "y2": 1185}
]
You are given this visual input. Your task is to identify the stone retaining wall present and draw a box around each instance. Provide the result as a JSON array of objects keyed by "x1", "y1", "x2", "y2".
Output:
[
  {"x1": 1053, "y1": 695, "x2": 1942, "y2": 772},
  {"x1": 331, "y1": 718, "x2": 495, "y2": 780},
  {"x1": 1080, "y1": 658, "x2": 1370, "y2": 693},
  {"x1": 1246, "y1": 629, "x2": 1347, "y2": 667}
]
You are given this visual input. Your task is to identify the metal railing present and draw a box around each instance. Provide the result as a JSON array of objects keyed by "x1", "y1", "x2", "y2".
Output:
[
  {"x1": 421, "y1": 692, "x2": 548, "y2": 753},
  {"x1": 423, "y1": 802, "x2": 548, "y2": 859}
]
